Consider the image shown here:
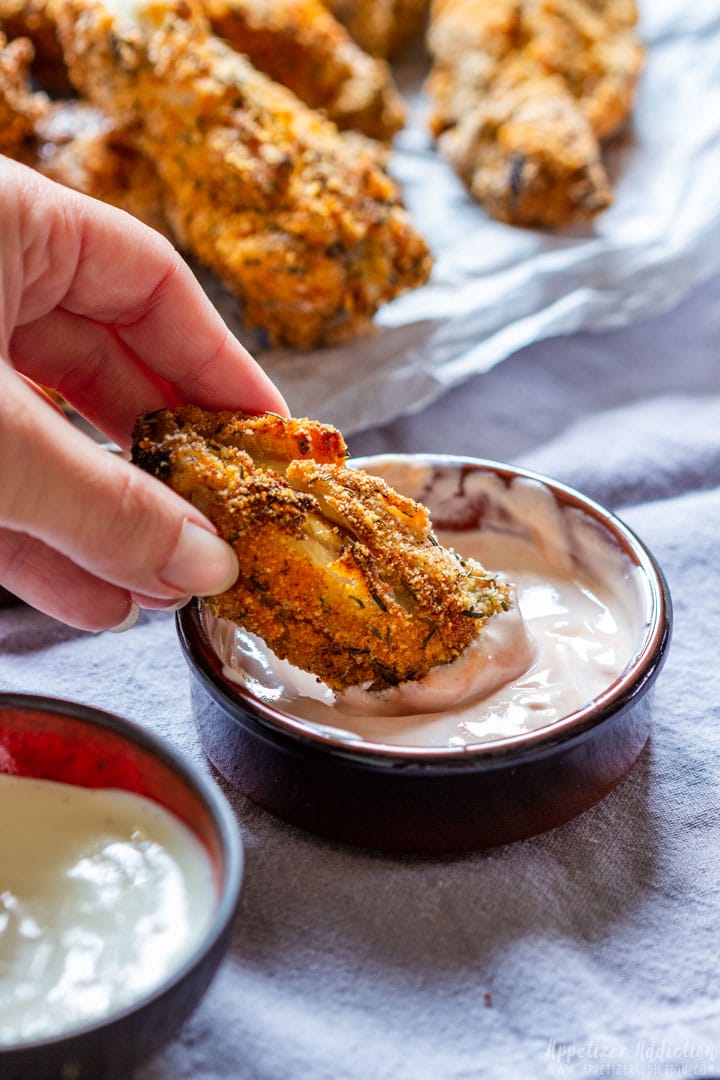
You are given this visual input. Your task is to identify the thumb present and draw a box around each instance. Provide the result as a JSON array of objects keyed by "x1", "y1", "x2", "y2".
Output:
[{"x1": 0, "y1": 371, "x2": 238, "y2": 629}]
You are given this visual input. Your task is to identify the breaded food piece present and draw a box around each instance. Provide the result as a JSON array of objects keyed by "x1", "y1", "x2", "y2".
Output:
[
  {"x1": 0, "y1": 31, "x2": 45, "y2": 151},
  {"x1": 519, "y1": 0, "x2": 643, "y2": 141},
  {"x1": 430, "y1": 61, "x2": 613, "y2": 227},
  {"x1": 132, "y1": 407, "x2": 510, "y2": 692},
  {"x1": 53, "y1": 0, "x2": 431, "y2": 349},
  {"x1": 325, "y1": 0, "x2": 429, "y2": 58},
  {"x1": 2, "y1": 86, "x2": 170, "y2": 234},
  {"x1": 31, "y1": 101, "x2": 171, "y2": 236},
  {"x1": 0, "y1": 0, "x2": 69, "y2": 92},
  {"x1": 3, "y1": 0, "x2": 405, "y2": 140},
  {"x1": 0, "y1": 20, "x2": 169, "y2": 232},
  {"x1": 199, "y1": 0, "x2": 405, "y2": 142},
  {"x1": 427, "y1": 0, "x2": 643, "y2": 227}
]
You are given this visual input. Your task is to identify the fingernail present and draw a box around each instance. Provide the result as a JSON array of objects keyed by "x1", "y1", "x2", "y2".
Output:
[
  {"x1": 160, "y1": 520, "x2": 239, "y2": 597},
  {"x1": 163, "y1": 596, "x2": 192, "y2": 612},
  {"x1": 109, "y1": 602, "x2": 139, "y2": 634}
]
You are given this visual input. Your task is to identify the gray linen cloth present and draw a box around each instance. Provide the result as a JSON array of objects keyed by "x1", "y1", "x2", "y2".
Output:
[{"x1": 1, "y1": 273, "x2": 719, "y2": 1080}]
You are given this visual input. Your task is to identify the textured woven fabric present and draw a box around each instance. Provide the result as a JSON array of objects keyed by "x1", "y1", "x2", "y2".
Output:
[{"x1": 1, "y1": 274, "x2": 719, "y2": 1080}]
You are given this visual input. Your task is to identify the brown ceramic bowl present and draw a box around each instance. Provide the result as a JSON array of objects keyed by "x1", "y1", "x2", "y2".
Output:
[
  {"x1": 0, "y1": 693, "x2": 243, "y2": 1080},
  {"x1": 177, "y1": 455, "x2": 671, "y2": 855}
]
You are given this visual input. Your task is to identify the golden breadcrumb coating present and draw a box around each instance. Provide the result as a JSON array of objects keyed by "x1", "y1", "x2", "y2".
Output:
[
  {"x1": 325, "y1": 0, "x2": 429, "y2": 58},
  {"x1": 0, "y1": 0, "x2": 69, "y2": 92},
  {"x1": 3, "y1": 0, "x2": 405, "y2": 139},
  {"x1": 0, "y1": 31, "x2": 46, "y2": 150},
  {"x1": 0, "y1": 45, "x2": 170, "y2": 235},
  {"x1": 31, "y1": 100, "x2": 171, "y2": 235},
  {"x1": 0, "y1": 17, "x2": 167, "y2": 233},
  {"x1": 427, "y1": 0, "x2": 643, "y2": 227},
  {"x1": 199, "y1": 0, "x2": 405, "y2": 142},
  {"x1": 518, "y1": 0, "x2": 643, "y2": 141},
  {"x1": 132, "y1": 407, "x2": 510, "y2": 691},
  {"x1": 52, "y1": 0, "x2": 431, "y2": 349}
]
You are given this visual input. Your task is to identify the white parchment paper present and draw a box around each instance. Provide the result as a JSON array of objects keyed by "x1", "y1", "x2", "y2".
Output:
[{"x1": 209, "y1": 0, "x2": 720, "y2": 435}]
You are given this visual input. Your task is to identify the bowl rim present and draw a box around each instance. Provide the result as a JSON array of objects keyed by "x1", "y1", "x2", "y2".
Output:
[
  {"x1": 178, "y1": 453, "x2": 672, "y2": 768},
  {"x1": 0, "y1": 690, "x2": 244, "y2": 1053}
]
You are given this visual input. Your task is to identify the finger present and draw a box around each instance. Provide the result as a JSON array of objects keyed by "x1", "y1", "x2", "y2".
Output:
[
  {"x1": 109, "y1": 261, "x2": 289, "y2": 418},
  {"x1": 0, "y1": 528, "x2": 188, "y2": 630},
  {"x1": 6, "y1": 159, "x2": 288, "y2": 420},
  {"x1": 0, "y1": 526, "x2": 136, "y2": 630},
  {"x1": 11, "y1": 308, "x2": 180, "y2": 447},
  {"x1": 0, "y1": 370, "x2": 240, "y2": 605},
  {"x1": 12, "y1": 304, "x2": 286, "y2": 450},
  {"x1": 131, "y1": 592, "x2": 191, "y2": 611}
]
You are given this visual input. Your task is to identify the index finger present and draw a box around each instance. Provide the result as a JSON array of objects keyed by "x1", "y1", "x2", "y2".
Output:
[
  {"x1": 9, "y1": 159, "x2": 288, "y2": 415},
  {"x1": 69, "y1": 211, "x2": 286, "y2": 412}
]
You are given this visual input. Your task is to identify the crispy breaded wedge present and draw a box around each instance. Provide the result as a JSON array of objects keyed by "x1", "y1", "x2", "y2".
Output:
[
  {"x1": 427, "y1": 0, "x2": 643, "y2": 227},
  {"x1": 519, "y1": 0, "x2": 643, "y2": 142},
  {"x1": 132, "y1": 408, "x2": 510, "y2": 691},
  {"x1": 3, "y1": 93, "x2": 171, "y2": 235},
  {"x1": 0, "y1": 0, "x2": 69, "y2": 92},
  {"x1": 31, "y1": 100, "x2": 171, "y2": 236},
  {"x1": 0, "y1": 23, "x2": 169, "y2": 232},
  {"x1": 53, "y1": 0, "x2": 431, "y2": 349},
  {"x1": 325, "y1": 0, "x2": 429, "y2": 59},
  {"x1": 2, "y1": 0, "x2": 405, "y2": 140},
  {"x1": 0, "y1": 31, "x2": 45, "y2": 151},
  {"x1": 429, "y1": 62, "x2": 613, "y2": 227},
  {"x1": 199, "y1": 0, "x2": 405, "y2": 142}
]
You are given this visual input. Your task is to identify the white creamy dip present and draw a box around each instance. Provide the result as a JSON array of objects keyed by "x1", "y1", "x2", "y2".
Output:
[
  {"x1": 206, "y1": 465, "x2": 646, "y2": 749},
  {"x1": 0, "y1": 774, "x2": 216, "y2": 1046}
]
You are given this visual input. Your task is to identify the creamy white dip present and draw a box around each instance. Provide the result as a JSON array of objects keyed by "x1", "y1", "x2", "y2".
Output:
[
  {"x1": 0, "y1": 774, "x2": 216, "y2": 1045},
  {"x1": 206, "y1": 465, "x2": 647, "y2": 749}
]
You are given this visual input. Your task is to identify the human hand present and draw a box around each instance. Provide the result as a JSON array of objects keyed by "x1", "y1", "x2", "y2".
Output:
[{"x1": 0, "y1": 156, "x2": 288, "y2": 631}]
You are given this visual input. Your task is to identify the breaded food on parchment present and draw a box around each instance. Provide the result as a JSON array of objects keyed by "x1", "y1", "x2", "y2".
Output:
[
  {"x1": 0, "y1": 0, "x2": 69, "y2": 92},
  {"x1": 0, "y1": 30, "x2": 170, "y2": 234},
  {"x1": 325, "y1": 0, "x2": 429, "y2": 59},
  {"x1": 2, "y1": 0, "x2": 405, "y2": 140},
  {"x1": 132, "y1": 408, "x2": 510, "y2": 692},
  {"x1": 427, "y1": 0, "x2": 644, "y2": 227},
  {"x1": 53, "y1": 0, "x2": 431, "y2": 349},
  {"x1": 0, "y1": 31, "x2": 45, "y2": 150},
  {"x1": 33, "y1": 101, "x2": 171, "y2": 235},
  {"x1": 199, "y1": 0, "x2": 405, "y2": 142}
]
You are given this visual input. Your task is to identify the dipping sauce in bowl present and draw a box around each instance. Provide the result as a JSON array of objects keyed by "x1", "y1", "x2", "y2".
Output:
[
  {"x1": 0, "y1": 694, "x2": 243, "y2": 1080},
  {"x1": 179, "y1": 455, "x2": 671, "y2": 853},
  {"x1": 0, "y1": 774, "x2": 215, "y2": 1047}
]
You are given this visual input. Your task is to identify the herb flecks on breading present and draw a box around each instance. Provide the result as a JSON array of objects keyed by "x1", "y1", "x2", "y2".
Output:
[{"x1": 132, "y1": 407, "x2": 510, "y2": 691}]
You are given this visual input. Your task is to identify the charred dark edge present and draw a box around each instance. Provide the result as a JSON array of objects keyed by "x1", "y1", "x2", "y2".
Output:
[{"x1": 131, "y1": 439, "x2": 172, "y2": 481}]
